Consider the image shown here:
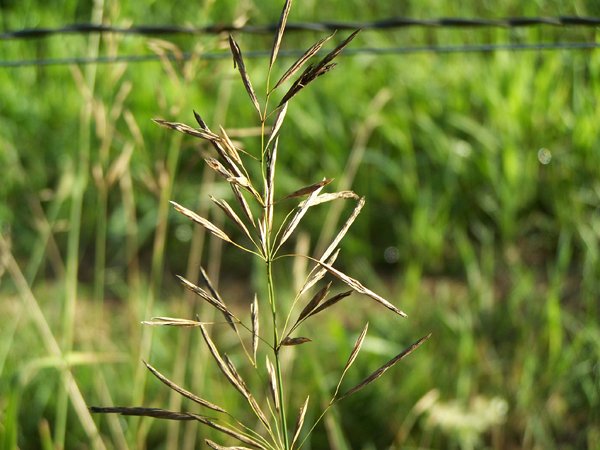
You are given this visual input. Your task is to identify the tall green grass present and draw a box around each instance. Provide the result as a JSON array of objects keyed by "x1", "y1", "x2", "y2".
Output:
[{"x1": 1, "y1": 0, "x2": 599, "y2": 448}]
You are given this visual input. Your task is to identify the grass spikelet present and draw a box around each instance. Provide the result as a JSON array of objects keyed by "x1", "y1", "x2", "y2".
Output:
[
  {"x1": 338, "y1": 333, "x2": 432, "y2": 401},
  {"x1": 269, "y1": 0, "x2": 293, "y2": 70},
  {"x1": 171, "y1": 201, "x2": 233, "y2": 244},
  {"x1": 229, "y1": 35, "x2": 261, "y2": 116},
  {"x1": 332, "y1": 323, "x2": 368, "y2": 399},
  {"x1": 290, "y1": 396, "x2": 309, "y2": 449},
  {"x1": 251, "y1": 295, "x2": 259, "y2": 365}
]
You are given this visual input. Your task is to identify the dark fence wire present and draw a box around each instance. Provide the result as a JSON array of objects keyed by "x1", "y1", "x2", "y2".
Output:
[
  {"x1": 2, "y1": 16, "x2": 600, "y2": 40},
  {"x1": 1, "y1": 16, "x2": 599, "y2": 68},
  {"x1": 2, "y1": 42, "x2": 600, "y2": 68}
]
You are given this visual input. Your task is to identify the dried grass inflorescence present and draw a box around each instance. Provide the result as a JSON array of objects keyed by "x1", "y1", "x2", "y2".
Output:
[{"x1": 91, "y1": 1, "x2": 429, "y2": 448}]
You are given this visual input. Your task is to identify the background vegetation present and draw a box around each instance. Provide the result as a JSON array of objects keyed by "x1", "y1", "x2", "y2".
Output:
[{"x1": 1, "y1": 1, "x2": 599, "y2": 449}]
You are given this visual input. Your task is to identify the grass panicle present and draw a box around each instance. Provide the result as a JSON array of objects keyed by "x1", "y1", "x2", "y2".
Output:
[{"x1": 90, "y1": 1, "x2": 426, "y2": 448}]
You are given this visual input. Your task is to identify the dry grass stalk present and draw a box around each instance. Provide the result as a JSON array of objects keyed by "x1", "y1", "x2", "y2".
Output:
[
  {"x1": 91, "y1": 2, "x2": 427, "y2": 447},
  {"x1": 205, "y1": 440, "x2": 254, "y2": 450}
]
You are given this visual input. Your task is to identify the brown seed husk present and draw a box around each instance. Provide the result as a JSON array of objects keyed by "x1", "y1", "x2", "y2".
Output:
[
  {"x1": 307, "y1": 289, "x2": 352, "y2": 318},
  {"x1": 229, "y1": 35, "x2": 261, "y2": 116},
  {"x1": 294, "y1": 282, "x2": 332, "y2": 328},
  {"x1": 269, "y1": 0, "x2": 293, "y2": 70},
  {"x1": 153, "y1": 118, "x2": 219, "y2": 141},
  {"x1": 265, "y1": 357, "x2": 280, "y2": 412},
  {"x1": 251, "y1": 295, "x2": 259, "y2": 365},
  {"x1": 283, "y1": 178, "x2": 334, "y2": 201},
  {"x1": 210, "y1": 196, "x2": 254, "y2": 243},
  {"x1": 265, "y1": 102, "x2": 288, "y2": 151},
  {"x1": 277, "y1": 182, "x2": 326, "y2": 249},
  {"x1": 143, "y1": 361, "x2": 227, "y2": 413},
  {"x1": 205, "y1": 440, "x2": 254, "y2": 450},
  {"x1": 176, "y1": 275, "x2": 233, "y2": 321},
  {"x1": 291, "y1": 396, "x2": 310, "y2": 448},
  {"x1": 301, "y1": 190, "x2": 360, "y2": 207},
  {"x1": 319, "y1": 196, "x2": 365, "y2": 262},
  {"x1": 299, "y1": 248, "x2": 340, "y2": 296},
  {"x1": 281, "y1": 336, "x2": 312, "y2": 346},
  {"x1": 171, "y1": 201, "x2": 232, "y2": 243},
  {"x1": 338, "y1": 333, "x2": 432, "y2": 401},
  {"x1": 273, "y1": 32, "x2": 335, "y2": 90},
  {"x1": 141, "y1": 317, "x2": 203, "y2": 327},
  {"x1": 315, "y1": 260, "x2": 407, "y2": 317}
]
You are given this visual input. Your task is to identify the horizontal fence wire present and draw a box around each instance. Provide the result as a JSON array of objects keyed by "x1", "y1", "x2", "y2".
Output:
[
  {"x1": 2, "y1": 16, "x2": 600, "y2": 39},
  {"x1": 1, "y1": 16, "x2": 599, "y2": 68},
  {"x1": 2, "y1": 42, "x2": 600, "y2": 68}
]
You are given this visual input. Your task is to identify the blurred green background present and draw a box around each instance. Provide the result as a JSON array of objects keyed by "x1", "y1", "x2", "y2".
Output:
[{"x1": 1, "y1": 1, "x2": 599, "y2": 449}]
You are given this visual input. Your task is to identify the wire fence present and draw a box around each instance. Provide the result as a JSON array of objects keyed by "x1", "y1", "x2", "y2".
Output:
[
  {"x1": 2, "y1": 16, "x2": 600, "y2": 40},
  {"x1": 1, "y1": 17, "x2": 599, "y2": 68}
]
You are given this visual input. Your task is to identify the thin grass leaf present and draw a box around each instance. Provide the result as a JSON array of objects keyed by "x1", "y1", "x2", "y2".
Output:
[
  {"x1": 291, "y1": 396, "x2": 309, "y2": 449},
  {"x1": 319, "y1": 196, "x2": 365, "y2": 262},
  {"x1": 307, "y1": 290, "x2": 352, "y2": 318},
  {"x1": 141, "y1": 317, "x2": 204, "y2": 327},
  {"x1": 251, "y1": 295, "x2": 259, "y2": 365},
  {"x1": 283, "y1": 178, "x2": 334, "y2": 201},
  {"x1": 273, "y1": 33, "x2": 335, "y2": 90},
  {"x1": 299, "y1": 248, "x2": 340, "y2": 296},
  {"x1": 205, "y1": 440, "x2": 253, "y2": 450},
  {"x1": 332, "y1": 323, "x2": 368, "y2": 399},
  {"x1": 265, "y1": 102, "x2": 288, "y2": 151},
  {"x1": 338, "y1": 333, "x2": 432, "y2": 401},
  {"x1": 229, "y1": 35, "x2": 261, "y2": 116},
  {"x1": 265, "y1": 357, "x2": 280, "y2": 412},
  {"x1": 153, "y1": 118, "x2": 220, "y2": 141},
  {"x1": 171, "y1": 201, "x2": 232, "y2": 244},
  {"x1": 210, "y1": 196, "x2": 254, "y2": 244},
  {"x1": 277, "y1": 182, "x2": 326, "y2": 249},
  {"x1": 269, "y1": 0, "x2": 292, "y2": 70},
  {"x1": 89, "y1": 406, "x2": 195, "y2": 421},
  {"x1": 199, "y1": 325, "x2": 271, "y2": 429},
  {"x1": 281, "y1": 336, "x2": 312, "y2": 346},
  {"x1": 143, "y1": 361, "x2": 227, "y2": 413},
  {"x1": 315, "y1": 260, "x2": 407, "y2": 317}
]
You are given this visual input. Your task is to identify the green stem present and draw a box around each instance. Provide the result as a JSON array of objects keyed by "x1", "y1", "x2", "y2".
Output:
[{"x1": 266, "y1": 259, "x2": 289, "y2": 450}]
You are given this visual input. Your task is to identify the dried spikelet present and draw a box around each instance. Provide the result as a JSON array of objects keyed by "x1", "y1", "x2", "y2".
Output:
[
  {"x1": 278, "y1": 30, "x2": 360, "y2": 106},
  {"x1": 251, "y1": 295, "x2": 259, "y2": 365},
  {"x1": 315, "y1": 260, "x2": 407, "y2": 317},
  {"x1": 272, "y1": 32, "x2": 335, "y2": 91},
  {"x1": 231, "y1": 184, "x2": 256, "y2": 226},
  {"x1": 281, "y1": 336, "x2": 311, "y2": 346},
  {"x1": 265, "y1": 137, "x2": 278, "y2": 231},
  {"x1": 223, "y1": 354, "x2": 250, "y2": 393},
  {"x1": 299, "y1": 248, "x2": 340, "y2": 296},
  {"x1": 319, "y1": 196, "x2": 365, "y2": 262},
  {"x1": 205, "y1": 440, "x2": 254, "y2": 450},
  {"x1": 227, "y1": 175, "x2": 263, "y2": 205},
  {"x1": 142, "y1": 317, "x2": 204, "y2": 327},
  {"x1": 302, "y1": 190, "x2": 360, "y2": 207},
  {"x1": 171, "y1": 201, "x2": 233, "y2": 244},
  {"x1": 306, "y1": 289, "x2": 352, "y2": 319},
  {"x1": 193, "y1": 110, "x2": 208, "y2": 130},
  {"x1": 190, "y1": 413, "x2": 266, "y2": 449},
  {"x1": 229, "y1": 35, "x2": 261, "y2": 116},
  {"x1": 218, "y1": 125, "x2": 244, "y2": 166},
  {"x1": 291, "y1": 282, "x2": 332, "y2": 332},
  {"x1": 89, "y1": 406, "x2": 196, "y2": 421},
  {"x1": 332, "y1": 323, "x2": 368, "y2": 399},
  {"x1": 265, "y1": 102, "x2": 288, "y2": 151},
  {"x1": 153, "y1": 118, "x2": 219, "y2": 141},
  {"x1": 205, "y1": 157, "x2": 234, "y2": 179},
  {"x1": 199, "y1": 266, "x2": 238, "y2": 331},
  {"x1": 199, "y1": 325, "x2": 271, "y2": 429},
  {"x1": 91, "y1": 407, "x2": 265, "y2": 448},
  {"x1": 338, "y1": 333, "x2": 432, "y2": 401},
  {"x1": 277, "y1": 181, "x2": 326, "y2": 249},
  {"x1": 283, "y1": 178, "x2": 333, "y2": 201},
  {"x1": 210, "y1": 196, "x2": 254, "y2": 244},
  {"x1": 143, "y1": 361, "x2": 227, "y2": 413},
  {"x1": 176, "y1": 275, "x2": 233, "y2": 318},
  {"x1": 269, "y1": 0, "x2": 292, "y2": 70},
  {"x1": 265, "y1": 357, "x2": 280, "y2": 412},
  {"x1": 291, "y1": 396, "x2": 309, "y2": 448}
]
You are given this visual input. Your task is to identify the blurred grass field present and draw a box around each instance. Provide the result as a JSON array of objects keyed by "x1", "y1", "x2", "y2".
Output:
[{"x1": 1, "y1": 1, "x2": 599, "y2": 449}]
